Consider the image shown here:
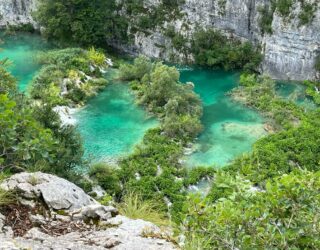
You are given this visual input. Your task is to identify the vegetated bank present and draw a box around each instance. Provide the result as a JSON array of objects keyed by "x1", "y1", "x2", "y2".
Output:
[{"x1": 0, "y1": 0, "x2": 320, "y2": 248}]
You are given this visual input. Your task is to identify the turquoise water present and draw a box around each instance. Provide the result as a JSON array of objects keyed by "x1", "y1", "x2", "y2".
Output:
[
  {"x1": 74, "y1": 81, "x2": 158, "y2": 162},
  {"x1": 179, "y1": 67, "x2": 266, "y2": 167},
  {"x1": 0, "y1": 32, "x2": 50, "y2": 91},
  {"x1": 276, "y1": 81, "x2": 316, "y2": 109},
  {"x1": 0, "y1": 33, "x2": 277, "y2": 167}
]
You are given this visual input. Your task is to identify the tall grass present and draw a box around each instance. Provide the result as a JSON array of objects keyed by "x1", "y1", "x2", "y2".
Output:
[
  {"x1": 0, "y1": 188, "x2": 16, "y2": 206},
  {"x1": 117, "y1": 192, "x2": 170, "y2": 227}
]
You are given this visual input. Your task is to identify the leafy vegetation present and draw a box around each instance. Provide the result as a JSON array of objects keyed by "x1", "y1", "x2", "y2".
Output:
[
  {"x1": 183, "y1": 170, "x2": 320, "y2": 249},
  {"x1": 30, "y1": 48, "x2": 108, "y2": 107},
  {"x1": 118, "y1": 192, "x2": 170, "y2": 227},
  {"x1": 0, "y1": 60, "x2": 84, "y2": 180},
  {"x1": 0, "y1": 188, "x2": 16, "y2": 206},
  {"x1": 176, "y1": 73, "x2": 320, "y2": 248},
  {"x1": 34, "y1": 0, "x2": 128, "y2": 46},
  {"x1": 191, "y1": 29, "x2": 262, "y2": 72},
  {"x1": 88, "y1": 163, "x2": 121, "y2": 198},
  {"x1": 116, "y1": 56, "x2": 203, "y2": 220},
  {"x1": 304, "y1": 80, "x2": 320, "y2": 105}
]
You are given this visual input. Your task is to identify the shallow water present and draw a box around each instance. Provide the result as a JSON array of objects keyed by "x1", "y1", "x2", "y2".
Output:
[
  {"x1": 74, "y1": 81, "x2": 158, "y2": 162},
  {"x1": 276, "y1": 81, "x2": 316, "y2": 109},
  {"x1": 179, "y1": 67, "x2": 266, "y2": 167},
  {"x1": 0, "y1": 32, "x2": 50, "y2": 91},
  {"x1": 5, "y1": 33, "x2": 310, "y2": 168}
]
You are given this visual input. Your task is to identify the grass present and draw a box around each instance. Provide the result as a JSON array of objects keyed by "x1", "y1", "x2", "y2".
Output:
[
  {"x1": 117, "y1": 192, "x2": 170, "y2": 227},
  {"x1": 0, "y1": 188, "x2": 16, "y2": 206}
]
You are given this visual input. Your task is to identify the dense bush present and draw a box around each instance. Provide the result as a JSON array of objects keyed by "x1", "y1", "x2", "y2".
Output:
[
  {"x1": 34, "y1": 0, "x2": 128, "y2": 46},
  {"x1": 0, "y1": 65, "x2": 84, "y2": 179},
  {"x1": 88, "y1": 163, "x2": 121, "y2": 197},
  {"x1": 30, "y1": 48, "x2": 108, "y2": 107},
  {"x1": 191, "y1": 29, "x2": 262, "y2": 71},
  {"x1": 183, "y1": 170, "x2": 320, "y2": 249},
  {"x1": 117, "y1": 56, "x2": 204, "y2": 220},
  {"x1": 229, "y1": 74, "x2": 319, "y2": 185}
]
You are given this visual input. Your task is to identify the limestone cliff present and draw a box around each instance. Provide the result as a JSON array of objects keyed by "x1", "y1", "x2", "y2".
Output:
[
  {"x1": 0, "y1": 0, "x2": 319, "y2": 81},
  {"x1": 0, "y1": 0, "x2": 36, "y2": 27}
]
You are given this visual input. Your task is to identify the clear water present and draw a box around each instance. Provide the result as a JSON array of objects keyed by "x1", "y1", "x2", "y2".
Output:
[
  {"x1": 4, "y1": 33, "x2": 298, "y2": 168},
  {"x1": 74, "y1": 80, "x2": 158, "y2": 162},
  {"x1": 0, "y1": 32, "x2": 50, "y2": 91},
  {"x1": 178, "y1": 67, "x2": 266, "y2": 167},
  {"x1": 276, "y1": 81, "x2": 316, "y2": 109}
]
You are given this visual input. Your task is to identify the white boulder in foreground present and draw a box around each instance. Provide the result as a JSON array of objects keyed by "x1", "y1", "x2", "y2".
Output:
[{"x1": 0, "y1": 172, "x2": 177, "y2": 250}]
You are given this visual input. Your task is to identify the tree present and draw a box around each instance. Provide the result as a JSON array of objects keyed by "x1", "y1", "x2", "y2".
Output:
[{"x1": 34, "y1": 0, "x2": 128, "y2": 46}]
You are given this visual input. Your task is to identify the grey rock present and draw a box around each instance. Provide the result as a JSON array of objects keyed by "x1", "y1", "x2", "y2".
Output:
[
  {"x1": 79, "y1": 204, "x2": 118, "y2": 221},
  {"x1": 0, "y1": 213, "x2": 5, "y2": 232},
  {"x1": 0, "y1": 172, "x2": 98, "y2": 211},
  {"x1": 0, "y1": 0, "x2": 36, "y2": 28}
]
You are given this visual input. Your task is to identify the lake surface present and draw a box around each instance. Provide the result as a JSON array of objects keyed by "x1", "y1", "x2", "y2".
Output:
[
  {"x1": 178, "y1": 67, "x2": 266, "y2": 167},
  {"x1": 0, "y1": 32, "x2": 50, "y2": 91},
  {"x1": 4, "y1": 32, "x2": 311, "y2": 167},
  {"x1": 74, "y1": 80, "x2": 158, "y2": 162}
]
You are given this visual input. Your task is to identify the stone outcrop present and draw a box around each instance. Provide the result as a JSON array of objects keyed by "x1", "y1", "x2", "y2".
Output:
[
  {"x1": 0, "y1": 172, "x2": 177, "y2": 249},
  {"x1": 0, "y1": 0, "x2": 36, "y2": 27},
  {"x1": 0, "y1": 0, "x2": 319, "y2": 80},
  {"x1": 0, "y1": 172, "x2": 98, "y2": 211}
]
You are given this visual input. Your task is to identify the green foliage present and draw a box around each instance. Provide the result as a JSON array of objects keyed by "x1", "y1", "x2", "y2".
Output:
[
  {"x1": 298, "y1": 1, "x2": 318, "y2": 25},
  {"x1": 118, "y1": 192, "x2": 170, "y2": 227},
  {"x1": 184, "y1": 167, "x2": 215, "y2": 186},
  {"x1": 191, "y1": 29, "x2": 262, "y2": 71},
  {"x1": 0, "y1": 188, "x2": 16, "y2": 206},
  {"x1": 304, "y1": 80, "x2": 320, "y2": 105},
  {"x1": 258, "y1": 4, "x2": 275, "y2": 34},
  {"x1": 232, "y1": 74, "x2": 307, "y2": 128},
  {"x1": 30, "y1": 48, "x2": 108, "y2": 107},
  {"x1": 275, "y1": 0, "x2": 294, "y2": 17},
  {"x1": 122, "y1": 0, "x2": 184, "y2": 36},
  {"x1": 0, "y1": 94, "x2": 57, "y2": 171},
  {"x1": 118, "y1": 56, "x2": 204, "y2": 221},
  {"x1": 183, "y1": 170, "x2": 320, "y2": 249},
  {"x1": 88, "y1": 163, "x2": 121, "y2": 197},
  {"x1": 229, "y1": 74, "x2": 320, "y2": 185},
  {"x1": 34, "y1": 0, "x2": 127, "y2": 46}
]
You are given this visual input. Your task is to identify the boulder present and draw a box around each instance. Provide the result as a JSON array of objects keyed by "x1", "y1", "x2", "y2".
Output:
[
  {"x1": 0, "y1": 172, "x2": 98, "y2": 211},
  {"x1": 0, "y1": 172, "x2": 177, "y2": 249}
]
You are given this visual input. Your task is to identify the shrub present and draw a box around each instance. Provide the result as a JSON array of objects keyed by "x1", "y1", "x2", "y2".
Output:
[
  {"x1": 89, "y1": 163, "x2": 121, "y2": 197},
  {"x1": 0, "y1": 188, "x2": 16, "y2": 206},
  {"x1": 183, "y1": 170, "x2": 320, "y2": 249},
  {"x1": 118, "y1": 192, "x2": 170, "y2": 227},
  {"x1": 191, "y1": 29, "x2": 262, "y2": 71}
]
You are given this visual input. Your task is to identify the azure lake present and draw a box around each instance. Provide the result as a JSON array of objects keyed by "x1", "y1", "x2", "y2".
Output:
[{"x1": 2, "y1": 32, "x2": 310, "y2": 168}]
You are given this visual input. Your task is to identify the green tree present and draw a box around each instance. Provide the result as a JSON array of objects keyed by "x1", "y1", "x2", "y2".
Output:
[{"x1": 34, "y1": 0, "x2": 127, "y2": 46}]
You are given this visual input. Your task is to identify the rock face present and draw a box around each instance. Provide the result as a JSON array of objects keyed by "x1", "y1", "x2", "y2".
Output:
[
  {"x1": 0, "y1": 0, "x2": 319, "y2": 81},
  {"x1": 0, "y1": 172, "x2": 176, "y2": 249},
  {"x1": 127, "y1": 0, "x2": 319, "y2": 81},
  {"x1": 0, "y1": 172, "x2": 98, "y2": 211},
  {"x1": 0, "y1": 0, "x2": 36, "y2": 27}
]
